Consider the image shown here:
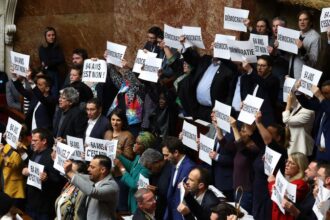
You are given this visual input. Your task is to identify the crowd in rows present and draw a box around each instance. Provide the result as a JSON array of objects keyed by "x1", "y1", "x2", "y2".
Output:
[{"x1": 1, "y1": 8, "x2": 330, "y2": 220}]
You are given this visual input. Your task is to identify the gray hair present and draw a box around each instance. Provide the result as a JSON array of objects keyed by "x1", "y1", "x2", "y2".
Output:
[
  {"x1": 134, "y1": 188, "x2": 152, "y2": 203},
  {"x1": 139, "y1": 148, "x2": 163, "y2": 167},
  {"x1": 61, "y1": 87, "x2": 79, "y2": 105}
]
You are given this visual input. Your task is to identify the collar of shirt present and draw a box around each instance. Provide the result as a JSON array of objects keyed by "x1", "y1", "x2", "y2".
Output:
[
  {"x1": 212, "y1": 58, "x2": 221, "y2": 66},
  {"x1": 88, "y1": 115, "x2": 100, "y2": 125},
  {"x1": 175, "y1": 155, "x2": 186, "y2": 169},
  {"x1": 194, "y1": 190, "x2": 206, "y2": 205}
]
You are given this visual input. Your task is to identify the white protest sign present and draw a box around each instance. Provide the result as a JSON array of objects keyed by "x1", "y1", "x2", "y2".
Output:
[
  {"x1": 227, "y1": 40, "x2": 257, "y2": 63},
  {"x1": 139, "y1": 57, "x2": 163, "y2": 83},
  {"x1": 298, "y1": 65, "x2": 322, "y2": 97},
  {"x1": 10, "y1": 51, "x2": 30, "y2": 77},
  {"x1": 238, "y1": 95, "x2": 264, "y2": 125},
  {"x1": 264, "y1": 146, "x2": 282, "y2": 176},
  {"x1": 277, "y1": 26, "x2": 300, "y2": 54},
  {"x1": 199, "y1": 134, "x2": 214, "y2": 165},
  {"x1": 214, "y1": 101, "x2": 232, "y2": 133},
  {"x1": 27, "y1": 160, "x2": 44, "y2": 190},
  {"x1": 208, "y1": 185, "x2": 226, "y2": 198},
  {"x1": 106, "y1": 41, "x2": 127, "y2": 67},
  {"x1": 271, "y1": 171, "x2": 287, "y2": 214},
  {"x1": 313, "y1": 179, "x2": 330, "y2": 220},
  {"x1": 85, "y1": 137, "x2": 111, "y2": 161},
  {"x1": 5, "y1": 117, "x2": 22, "y2": 149},
  {"x1": 66, "y1": 135, "x2": 84, "y2": 161},
  {"x1": 249, "y1": 34, "x2": 269, "y2": 56},
  {"x1": 182, "y1": 120, "x2": 198, "y2": 151},
  {"x1": 286, "y1": 182, "x2": 297, "y2": 203},
  {"x1": 82, "y1": 59, "x2": 107, "y2": 83},
  {"x1": 320, "y1": 8, "x2": 330, "y2": 33},
  {"x1": 106, "y1": 139, "x2": 118, "y2": 167},
  {"x1": 132, "y1": 49, "x2": 157, "y2": 74},
  {"x1": 164, "y1": 24, "x2": 183, "y2": 50},
  {"x1": 182, "y1": 26, "x2": 205, "y2": 49},
  {"x1": 283, "y1": 77, "x2": 296, "y2": 102},
  {"x1": 224, "y1": 7, "x2": 249, "y2": 32},
  {"x1": 54, "y1": 142, "x2": 75, "y2": 174},
  {"x1": 137, "y1": 173, "x2": 149, "y2": 189},
  {"x1": 214, "y1": 34, "x2": 236, "y2": 60}
]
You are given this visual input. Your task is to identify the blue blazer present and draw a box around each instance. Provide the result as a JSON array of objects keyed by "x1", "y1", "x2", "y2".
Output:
[
  {"x1": 164, "y1": 156, "x2": 195, "y2": 220},
  {"x1": 88, "y1": 115, "x2": 109, "y2": 139},
  {"x1": 296, "y1": 94, "x2": 330, "y2": 162}
]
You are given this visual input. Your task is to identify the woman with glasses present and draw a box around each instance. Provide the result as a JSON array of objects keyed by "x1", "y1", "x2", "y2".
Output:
[
  {"x1": 114, "y1": 131, "x2": 156, "y2": 214},
  {"x1": 268, "y1": 152, "x2": 309, "y2": 220}
]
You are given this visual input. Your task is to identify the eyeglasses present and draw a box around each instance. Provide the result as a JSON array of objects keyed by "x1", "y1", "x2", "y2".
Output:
[{"x1": 285, "y1": 159, "x2": 297, "y2": 166}]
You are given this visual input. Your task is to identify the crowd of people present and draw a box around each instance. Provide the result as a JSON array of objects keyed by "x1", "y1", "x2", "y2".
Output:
[{"x1": 1, "y1": 8, "x2": 330, "y2": 220}]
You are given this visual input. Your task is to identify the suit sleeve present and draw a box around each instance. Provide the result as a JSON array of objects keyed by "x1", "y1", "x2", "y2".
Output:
[{"x1": 72, "y1": 174, "x2": 118, "y2": 202}]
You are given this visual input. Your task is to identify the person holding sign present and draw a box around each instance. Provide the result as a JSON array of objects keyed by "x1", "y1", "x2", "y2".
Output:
[
  {"x1": 22, "y1": 128, "x2": 64, "y2": 220},
  {"x1": 181, "y1": 37, "x2": 235, "y2": 121},
  {"x1": 295, "y1": 80, "x2": 330, "y2": 162},
  {"x1": 68, "y1": 65, "x2": 93, "y2": 105},
  {"x1": 169, "y1": 46, "x2": 199, "y2": 117},
  {"x1": 106, "y1": 58, "x2": 144, "y2": 137},
  {"x1": 268, "y1": 152, "x2": 309, "y2": 220},
  {"x1": 208, "y1": 111, "x2": 235, "y2": 201},
  {"x1": 12, "y1": 74, "x2": 57, "y2": 132},
  {"x1": 143, "y1": 26, "x2": 163, "y2": 56},
  {"x1": 268, "y1": 17, "x2": 290, "y2": 102},
  {"x1": 63, "y1": 155, "x2": 119, "y2": 220},
  {"x1": 253, "y1": 111, "x2": 288, "y2": 219},
  {"x1": 38, "y1": 27, "x2": 65, "y2": 97},
  {"x1": 289, "y1": 10, "x2": 321, "y2": 79},
  {"x1": 243, "y1": 17, "x2": 272, "y2": 36},
  {"x1": 217, "y1": 117, "x2": 258, "y2": 214},
  {"x1": 0, "y1": 140, "x2": 26, "y2": 210},
  {"x1": 114, "y1": 132, "x2": 156, "y2": 213},
  {"x1": 280, "y1": 161, "x2": 318, "y2": 220},
  {"x1": 282, "y1": 92, "x2": 314, "y2": 156},
  {"x1": 242, "y1": 55, "x2": 280, "y2": 126}
]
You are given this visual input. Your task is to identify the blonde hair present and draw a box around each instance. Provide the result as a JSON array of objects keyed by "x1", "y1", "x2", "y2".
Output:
[{"x1": 289, "y1": 152, "x2": 308, "y2": 181}]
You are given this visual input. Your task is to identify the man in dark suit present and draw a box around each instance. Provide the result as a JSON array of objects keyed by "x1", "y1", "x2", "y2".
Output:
[
  {"x1": 13, "y1": 75, "x2": 56, "y2": 131},
  {"x1": 241, "y1": 55, "x2": 280, "y2": 126},
  {"x1": 163, "y1": 136, "x2": 195, "y2": 220},
  {"x1": 64, "y1": 155, "x2": 119, "y2": 220},
  {"x1": 296, "y1": 81, "x2": 330, "y2": 162},
  {"x1": 53, "y1": 87, "x2": 88, "y2": 141},
  {"x1": 22, "y1": 128, "x2": 64, "y2": 220},
  {"x1": 133, "y1": 188, "x2": 157, "y2": 220},
  {"x1": 177, "y1": 167, "x2": 219, "y2": 220},
  {"x1": 181, "y1": 44, "x2": 235, "y2": 122},
  {"x1": 85, "y1": 98, "x2": 109, "y2": 139}
]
